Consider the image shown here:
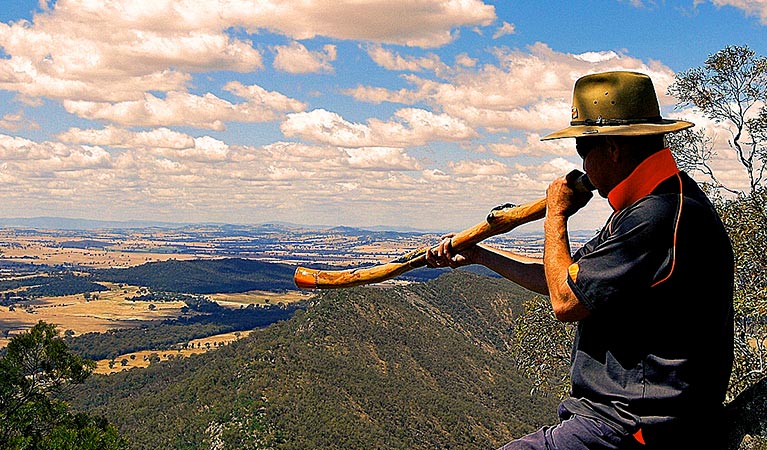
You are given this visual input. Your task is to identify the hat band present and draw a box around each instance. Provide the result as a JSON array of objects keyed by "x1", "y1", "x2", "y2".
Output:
[{"x1": 571, "y1": 115, "x2": 664, "y2": 126}]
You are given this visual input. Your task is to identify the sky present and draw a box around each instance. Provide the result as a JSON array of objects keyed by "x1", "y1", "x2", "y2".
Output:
[{"x1": 0, "y1": 0, "x2": 766, "y2": 232}]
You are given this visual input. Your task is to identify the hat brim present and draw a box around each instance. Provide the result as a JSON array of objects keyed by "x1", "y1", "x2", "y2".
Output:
[{"x1": 540, "y1": 119, "x2": 694, "y2": 141}]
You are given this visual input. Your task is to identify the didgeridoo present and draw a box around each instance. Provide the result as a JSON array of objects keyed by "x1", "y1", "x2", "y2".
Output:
[{"x1": 294, "y1": 170, "x2": 594, "y2": 289}]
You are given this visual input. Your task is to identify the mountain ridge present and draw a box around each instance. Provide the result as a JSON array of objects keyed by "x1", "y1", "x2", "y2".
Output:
[
  {"x1": 66, "y1": 271, "x2": 558, "y2": 449},
  {"x1": 91, "y1": 257, "x2": 297, "y2": 293}
]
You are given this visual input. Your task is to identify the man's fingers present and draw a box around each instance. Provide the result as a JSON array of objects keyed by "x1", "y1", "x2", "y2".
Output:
[
  {"x1": 439, "y1": 233, "x2": 456, "y2": 260},
  {"x1": 425, "y1": 234, "x2": 457, "y2": 268}
]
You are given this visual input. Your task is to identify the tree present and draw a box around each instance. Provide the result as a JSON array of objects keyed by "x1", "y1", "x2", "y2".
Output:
[
  {"x1": 668, "y1": 45, "x2": 767, "y2": 194},
  {"x1": 668, "y1": 46, "x2": 767, "y2": 448},
  {"x1": 0, "y1": 321, "x2": 125, "y2": 448},
  {"x1": 512, "y1": 296, "x2": 574, "y2": 399},
  {"x1": 669, "y1": 45, "x2": 767, "y2": 402},
  {"x1": 717, "y1": 188, "x2": 767, "y2": 401}
]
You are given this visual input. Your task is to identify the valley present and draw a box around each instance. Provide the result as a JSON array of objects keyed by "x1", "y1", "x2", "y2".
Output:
[{"x1": 0, "y1": 221, "x2": 581, "y2": 375}]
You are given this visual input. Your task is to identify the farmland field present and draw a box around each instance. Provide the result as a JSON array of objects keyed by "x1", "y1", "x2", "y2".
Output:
[
  {"x1": 93, "y1": 330, "x2": 255, "y2": 374},
  {"x1": 1, "y1": 281, "x2": 306, "y2": 347},
  {"x1": 0, "y1": 225, "x2": 317, "y2": 366},
  {"x1": 0, "y1": 283, "x2": 185, "y2": 347}
]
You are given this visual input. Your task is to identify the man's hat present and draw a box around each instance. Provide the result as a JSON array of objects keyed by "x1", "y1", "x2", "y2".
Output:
[{"x1": 541, "y1": 71, "x2": 693, "y2": 140}]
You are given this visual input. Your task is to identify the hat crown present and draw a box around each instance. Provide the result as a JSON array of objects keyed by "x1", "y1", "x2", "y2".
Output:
[
  {"x1": 571, "y1": 71, "x2": 661, "y2": 125},
  {"x1": 540, "y1": 70, "x2": 693, "y2": 141}
]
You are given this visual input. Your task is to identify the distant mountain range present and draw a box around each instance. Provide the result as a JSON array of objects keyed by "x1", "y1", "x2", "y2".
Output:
[
  {"x1": 0, "y1": 216, "x2": 185, "y2": 230},
  {"x1": 0, "y1": 216, "x2": 598, "y2": 238},
  {"x1": 0, "y1": 216, "x2": 433, "y2": 233}
]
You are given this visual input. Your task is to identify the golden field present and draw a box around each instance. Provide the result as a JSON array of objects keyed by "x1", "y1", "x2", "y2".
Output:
[
  {"x1": 93, "y1": 330, "x2": 254, "y2": 375},
  {"x1": 0, "y1": 282, "x2": 185, "y2": 348},
  {"x1": 1, "y1": 228, "x2": 309, "y2": 370}
]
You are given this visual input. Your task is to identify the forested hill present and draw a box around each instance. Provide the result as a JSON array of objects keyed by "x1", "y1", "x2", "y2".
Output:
[
  {"x1": 92, "y1": 258, "x2": 297, "y2": 293},
  {"x1": 67, "y1": 271, "x2": 559, "y2": 449}
]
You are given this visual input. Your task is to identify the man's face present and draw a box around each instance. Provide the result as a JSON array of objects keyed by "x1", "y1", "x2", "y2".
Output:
[{"x1": 576, "y1": 136, "x2": 612, "y2": 197}]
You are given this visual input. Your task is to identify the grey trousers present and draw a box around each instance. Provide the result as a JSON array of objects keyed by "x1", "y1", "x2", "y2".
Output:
[{"x1": 498, "y1": 404, "x2": 641, "y2": 450}]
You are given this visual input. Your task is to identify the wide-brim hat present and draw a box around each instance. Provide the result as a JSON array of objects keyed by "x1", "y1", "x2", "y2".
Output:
[{"x1": 541, "y1": 71, "x2": 693, "y2": 141}]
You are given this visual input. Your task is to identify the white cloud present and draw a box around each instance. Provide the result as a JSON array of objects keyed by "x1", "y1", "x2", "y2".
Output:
[
  {"x1": 697, "y1": 0, "x2": 767, "y2": 24},
  {"x1": 573, "y1": 51, "x2": 622, "y2": 63},
  {"x1": 281, "y1": 109, "x2": 371, "y2": 146},
  {"x1": 346, "y1": 42, "x2": 680, "y2": 134},
  {"x1": 492, "y1": 21, "x2": 516, "y2": 39},
  {"x1": 0, "y1": 0, "x2": 495, "y2": 134},
  {"x1": 281, "y1": 108, "x2": 477, "y2": 147},
  {"x1": 366, "y1": 45, "x2": 448, "y2": 73},
  {"x1": 0, "y1": 111, "x2": 39, "y2": 131},
  {"x1": 483, "y1": 133, "x2": 574, "y2": 157},
  {"x1": 510, "y1": 157, "x2": 582, "y2": 191},
  {"x1": 0, "y1": 129, "x2": 605, "y2": 229},
  {"x1": 449, "y1": 158, "x2": 509, "y2": 176},
  {"x1": 4, "y1": 1, "x2": 749, "y2": 231},
  {"x1": 273, "y1": 42, "x2": 337, "y2": 74},
  {"x1": 340, "y1": 85, "x2": 420, "y2": 105},
  {"x1": 0, "y1": 0, "x2": 495, "y2": 101},
  {"x1": 0, "y1": 134, "x2": 112, "y2": 171},
  {"x1": 0, "y1": 16, "x2": 261, "y2": 102},
  {"x1": 57, "y1": 126, "x2": 195, "y2": 149},
  {"x1": 345, "y1": 147, "x2": 421, "y2": 171},
  {"x1": 230, "y1": 0, "x2": 497, "y2": 48},
  {"x1": 455, "y1": 53, "x2": 478, "y2": 68},
  {"x1": 622, "y1": 0, "x2": 655, "y2": 8},
  {"x1": 62, "y1": 86, "x2": 306, "y2": 129},
  {"x1": 422, "y1": 168, "x2": 450, "y2": 182}
]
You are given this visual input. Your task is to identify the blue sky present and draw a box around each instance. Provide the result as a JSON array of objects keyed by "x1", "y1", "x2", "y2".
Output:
[{"x1": 0, "y1": 0, "x2": 765, "y2": 231}]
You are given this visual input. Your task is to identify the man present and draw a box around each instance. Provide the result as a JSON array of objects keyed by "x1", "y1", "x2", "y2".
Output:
[{"x1": 426, "y1": 71, "x2": 734, "y2": 449}]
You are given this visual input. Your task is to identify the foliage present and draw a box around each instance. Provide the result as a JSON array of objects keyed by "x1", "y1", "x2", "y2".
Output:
[
  {"x1": 0, "y1": 321, "x2": 125, "y2": 449},
  {"x1": 66, "y1": 301, "x2": 303, "y2": 360},
  {"x1": 0, "y1": 274, "x2": 108, "y2": 299},
  {"x1": 0, "y1": 275, "x2": 54, "y2": 292},
  {"x1": 669, "y1": 45, "x2": 767, "y2": 404},
  {"x1": 126, "y1": 289, "x2": 206, "y2": 303},
  {"x1": 666, "y1": 128, "x2": 720, "y2": 189},
  {"x1": 512, "y1": 295, "x2": 575, "y2": 399},
  {"x1": 669, "y1": 44, "x2": 767, "y2": 194},
  {"x1": 717, "y1": 188, "x2": 767, "y2": 400}
]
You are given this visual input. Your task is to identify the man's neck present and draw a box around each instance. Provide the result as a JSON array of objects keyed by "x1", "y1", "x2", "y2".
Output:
[{"x1": 607, "y1": 148, "x2": 680, "y2": 211}]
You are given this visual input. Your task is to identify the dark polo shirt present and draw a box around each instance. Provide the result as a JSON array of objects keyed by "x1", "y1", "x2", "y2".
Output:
[{"x1": 562, "y1": 149, "x2": 734, "y2": 445}]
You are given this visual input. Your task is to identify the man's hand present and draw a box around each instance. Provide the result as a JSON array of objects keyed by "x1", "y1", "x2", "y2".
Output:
[
  {"x1": 546, "y1": 174, "x2": 593, "y2": 219},
  {"x1": 425, "y1": 233, "x2": 478, "y2": 268}
]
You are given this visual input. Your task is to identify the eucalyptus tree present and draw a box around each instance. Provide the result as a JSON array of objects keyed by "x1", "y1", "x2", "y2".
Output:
[
  {"x1": 669, "y1": 45, "x2": 767, "y2": 402},
  {"x1": 0, "y1": 321, "x2": 124, "y2": 449},
  {"x1": 669, "y1": 45, "x2": 767, "y2": 194}
]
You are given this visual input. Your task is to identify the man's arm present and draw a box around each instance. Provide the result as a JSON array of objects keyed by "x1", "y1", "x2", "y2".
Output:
[
  {"x1": 426, "y1": 174, "x2": 592, "y2": 321},
  {"x1": 544, "y1": 177, "x2": 591, "y2": 322},
  {"x1": 470, "y1": 245, "x2": 548, "y2": 295},
  {"x1": 425, "y1": 235, "x2": 548, "y2": 295}
]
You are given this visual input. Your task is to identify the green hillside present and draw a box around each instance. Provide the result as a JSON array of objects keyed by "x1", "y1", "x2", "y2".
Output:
[
  {"x1": 66, "y1": 271, "x2": 559, "y2": 449},
  {"x1": 92, "y1": 258, "x2": 297, "y2": 293}
]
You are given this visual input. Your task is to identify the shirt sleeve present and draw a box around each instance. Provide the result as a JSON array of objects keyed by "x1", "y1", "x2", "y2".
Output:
[{"x1": 567, "y1": 198, "x2": 675, "y2": 314}]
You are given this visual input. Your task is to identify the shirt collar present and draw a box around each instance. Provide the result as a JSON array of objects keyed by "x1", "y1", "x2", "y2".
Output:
[{"x1": 607, "y1": 148, "x2": 679, "y2": 211}]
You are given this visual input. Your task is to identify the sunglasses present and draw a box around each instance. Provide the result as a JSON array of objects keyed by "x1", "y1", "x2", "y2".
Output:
[{"x1": 575, "y1": 137, "x2": 607, "y2": 158}]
